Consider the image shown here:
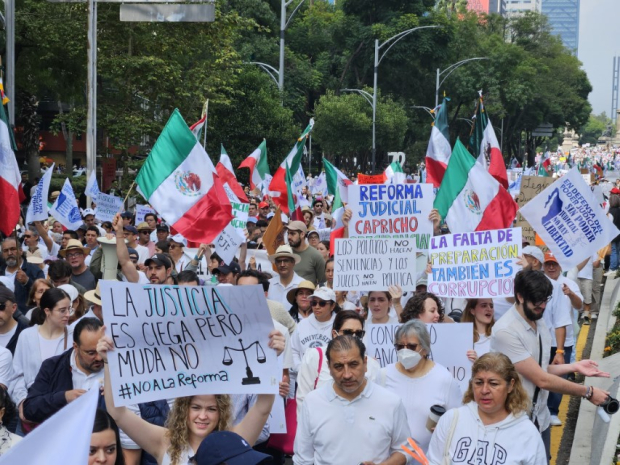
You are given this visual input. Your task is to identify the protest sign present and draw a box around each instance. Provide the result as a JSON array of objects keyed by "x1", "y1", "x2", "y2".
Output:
[
  {"x1": 239, "y1": 249, "x2": 272, "y2": 274},
  {"x1": 357, "y1": 173, "x2": 385, "y2": 184},
  {"x1": 520, "y1": 168, "x2": 620, "y2": 270},
  {"x1": 50, "y1": 178, "x2": 83, "y2": 230},
  {"x1": 427, "y1": 228, "x2": 522, "y2": 298},
  {"x1": 347, "y1": 183, "x2": 434, "y2": 250},
  {"x1": 365, "y1": 323, "x2": 472, "y2": 393},
  {"x1": 26, "y1": 163, "x2": 54, "y2": 225},
  {"x1": 333, "y1": 237, "x2": 417, "y2": 292},
  {"x1": 135, "y1": 204, "x2": 156, "y2": 224},
  {"x1": 95, "y1": 193, "x2": 125, "y2": 223},
  {"x1": 214, "y1": 184, "x2": 250, "y2": 263},
  {"x1": 223, "y1": 183, "x2": 249, "y2": 238},
  {"x1": 101, "y1": 281, "x2": 280, "y2": 406},
  {"x1": 311, "y1": 172, "x2": 327, "y2": 195},
  {"x1": 515, "y1": 176, "x2": 555, "y2": 245},
  {"x1": 316, "y1": 228, "x2": 331, "y2": 242}
]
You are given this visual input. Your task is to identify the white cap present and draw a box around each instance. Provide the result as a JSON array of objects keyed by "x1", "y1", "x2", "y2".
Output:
[
  {"x1": 522, "y1": 245, "x2": 544, "y2": 265},
  {"x1": 170, "y1": 234, "x2": 187, "y2": 247},
  {"x1": 58, "y1": 284, "x2": 79, "y2": 304},
  {"x1": 309, "y1": 287, "x2": 336, "y2": 302},
  {"x1": 82, "y1": 208, "x2": 96, "y2": 217}
]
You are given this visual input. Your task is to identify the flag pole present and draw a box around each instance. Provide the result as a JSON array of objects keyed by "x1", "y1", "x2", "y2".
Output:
[
  {"x1": 122, "y1": 181, "x2": 136, "y2": 210},
  {"x1": 202, "y1": 99, "x2": 209, "y2": 150}
]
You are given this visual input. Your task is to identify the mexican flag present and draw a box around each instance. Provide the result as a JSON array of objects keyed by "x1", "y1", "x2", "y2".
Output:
[
  {"x1": 434, "y1": 139, "x2": 518, "y2": 234},
  {"x1": 384, "y1": 161, "x2": 406, "y2": 184},
  {"x1": 286, "y1": 163, "x2": 303, "y2": 221},
  {"x1": 238, "y1": 140, "x2": 270, "y2": 191},
  {"x1": 136, "y1": 109, "x2": 233, "y2": 244},
  {"x1": 217, "y1": 145, "x2": 248, "y2": 203},
  {"x1": 269, "y1": 119, "x2": 314, "y2": 214},
  {"x1": 323, "y1": 158, "x2": 351, "y2": 228},
  {"x1": 190, "y1": 113, "x2": 206, "y2": 142},
  {"x1": 425, "y1": 98, "x2": 452, "y2": 188},
  {"x1": 0, "y1": 100, "x2": 21, "y2": 236},
  {"x1": 538, "y1": 152, "x2": 552, "y2": 177},
  {"x1": 470, "y1": 97, "x2": 508, "y2": 189}
]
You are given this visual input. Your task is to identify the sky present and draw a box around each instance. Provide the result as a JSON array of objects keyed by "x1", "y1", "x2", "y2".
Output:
[{"x1": 578, "y1": 0, "x2": 620, "y2": 118}]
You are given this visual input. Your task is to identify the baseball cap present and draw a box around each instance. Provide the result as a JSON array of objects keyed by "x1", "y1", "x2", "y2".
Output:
[
  {"x1": 309, "y1": 287, "x2": 336, "y2": 302},
  {"x1": 0, "y1": 285, "x2": 17, "y2": 304},
  {"x1": 144, "y1": 253, "x2": 172, "y2": 269},
  {"x1": 127, "y1": 247, "x2": 139, "y2": 259},
  {"x1": 156, "y1": 224, "x2": 170, "y2": 232},
  {"x1": 170, "y1": 234, "x2": 187, "y2": 247},
  {"x1": 213, "y1": 261, "x2": 241, "y2": 276},
  {"x1": 307, "y1": 230, "x2": 319, "y2": 238},
  {"x1": 191, "y1": 431, "x2": 271, "y2": 465},
  {"x1": 544, "y1": 251, "x2": 559, "y2": 264},
  {"x1": 611, "y1": 187, "x2": 620, "y2": 195},
  {"x1": 246, "y1": 217, "x2": 258, "y2": 224},
  {"x1": 58, "y1": 284, "x2": 79, "y2": 306},
  {"x1": 82, "y1": 208, "x2": 96, "y2": 217},
  {"x1": 124, "y1": 225, "x2": 138, "y2": 234},
  {"x1": 121, "y1": 211, "x2": 134, "y2": 219},
  {"x1": 285, "y1": 221, "x2": 308, "y2": 234},
  {"x1": 522, "y1": 245, "x2": 544, "y2": 264},
  {"x1": 258, "y1": 201, "x2": 269, "y2": 209}
]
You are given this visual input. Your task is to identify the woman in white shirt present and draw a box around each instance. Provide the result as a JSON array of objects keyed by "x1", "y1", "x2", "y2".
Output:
[
  {"x1": 461, "y1": 298, "x2": 495, "y2": 361},
  {"x1": 379, "y1": 320, "x2": 462, "y2": 454},
  {"x1": 13, "y1": 288, "x2": 72, "y2": 430}
]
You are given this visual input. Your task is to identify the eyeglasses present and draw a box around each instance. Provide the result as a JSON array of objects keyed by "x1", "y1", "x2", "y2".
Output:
[
  {"x1": 314, "y1": 204, "x2": 323, "y2": 208},
  {"x1": 23, "y1": 235, "x2": 32, "y2": 239},
  {"x1": 0, "y1": 302, "x2": 9, "y2": 311},
  {"x1": 275, "y1": 259, "x2": 293, "y2": 265},
  {"x1": 54, "y1": 307, "x2": 71, "y2": 315},
  {"x1": 394, "y1": 343, "x2": 419, "y2": 351},
  {"x1": 66, "y1": 252, "x2": 84, "y2": 259},
  {"x1": 340, "y1": 329, "x2": 365, "y2": 338},
  {"x1": 311, "y1": 300, "x2": 329, "y2": 307},
  {"x1": 530, "y1": 295, "x2": 552, "y2": 308}
]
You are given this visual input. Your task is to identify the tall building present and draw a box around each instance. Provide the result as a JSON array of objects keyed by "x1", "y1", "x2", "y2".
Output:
[
  {"x1": 504, "y1": 0, "x2": 541, "y2": 15},
  {"x1": 541, "y1": 0, "x2": 580, "y2": 53},
  {"x1": 467, "y1": 0, "x2": 506, "y2": 14}
]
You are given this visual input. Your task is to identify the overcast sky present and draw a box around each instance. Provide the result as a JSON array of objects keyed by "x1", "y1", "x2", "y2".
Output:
[{"x1": 578, "y1": 0, "x2": 620, "y2": 117}]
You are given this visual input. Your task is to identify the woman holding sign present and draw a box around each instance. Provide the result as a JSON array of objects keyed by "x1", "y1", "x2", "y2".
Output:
[
  {"x1": 461, "y1": 299, "x2": 495, "y2": 361},
  {"x1": 97, "y1": 330, "x2": 285, "y2": 465},
  {"x1": 427, "y1": 353, "x2": 546, "y2": 464},
  {"x1": 379, "y1": 320, "x2": 461, "y2": 454}
]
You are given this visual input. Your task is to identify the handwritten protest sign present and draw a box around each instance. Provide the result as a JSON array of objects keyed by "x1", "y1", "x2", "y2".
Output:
[
  {"x1": 365, "y1": 323, "x2": 472, "y2": 393},
  {"x1": 135, "y1": 205, "x2": 156, "y2": 224},
  {"x1": 427, "y1": 228, "x2": 522, "y2": 298},
  {"x1": 95, "y1": 193, "x2": 124, "y2": 223},
  {"x1": 347, "y1": 183, "x2": 434, "y2": 251},
  {"x1": 239, "y1": 249, "x2": 272, "y2": 274},
  {"x1": 515, "y1": 176, "x2": 555, "y2": 244},
  {"x1": 101, "y1": 281, "x2": 279, "y2": 406},
  {"x1": 520, "y1": 168, "x2": 620, "y2": 269},
  {"x1": 333, "y1": 237, "x2": 417, "y2": 292},
  {"x1": 316, "y1": 228, "x2": 331, "y2": 241}
]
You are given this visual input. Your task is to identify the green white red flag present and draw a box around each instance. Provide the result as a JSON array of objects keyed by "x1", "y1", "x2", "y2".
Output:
[
  {"x1": 238, "y1": 140, "x2": 270, "y2": 191},
  {"x1": 217, "y1": 145, "x2": 248, "y2": 203},
  {"x1": 470, "y1": 96, "x2": 508, "y2": 189},
  {"x1": 0, "y1": 100, "x2": 21, "y2": 236},
  {"x1": 136, "y1": 109, "x2": 232, "y2": 244},
  {"x1": 434, "y1": 139, "x2": 517, "y2": 233},
  {"x1": 425, "y1": 98, "x2": 451, "y2": 188}
]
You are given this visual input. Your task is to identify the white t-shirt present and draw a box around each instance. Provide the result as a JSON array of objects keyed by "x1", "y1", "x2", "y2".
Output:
[
  {"x1": 577, "y1": 255, "x2": 597, "y2": 280},
  {"x1": 0, "y1": 325, "x2": 18, "y2": 349},
  {"x1": 38, "y1": 333, "x2": 66, "y2": 363},
  {"x1": 379, "y1": 363, "x2": 462, "y2": 453},
  {"x1": 135, "y1": 244, "x2": 150, "y2": 265},
  {"x1": 475, "y1": 333, "x2": 492, "y2": 357}
]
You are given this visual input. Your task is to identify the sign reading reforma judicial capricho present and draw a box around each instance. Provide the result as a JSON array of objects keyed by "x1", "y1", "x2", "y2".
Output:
[
  {"x1": 347, "y1": 183, "x2": 434, "y2": 250},
  {"x1": 427, "y1": 228, "x2": 522, "y2": 298},
  {"x1": 100, "y1": 281, "x2": 279, "y2": 406}
]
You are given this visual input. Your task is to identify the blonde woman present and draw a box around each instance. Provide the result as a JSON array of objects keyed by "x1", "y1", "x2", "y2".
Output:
[
  {"x1": 427, "y1": 353, "x2": 546, "y2": 464},
  {"x1": 97, "y1": 331, "x2": 285, "y2": 465}
]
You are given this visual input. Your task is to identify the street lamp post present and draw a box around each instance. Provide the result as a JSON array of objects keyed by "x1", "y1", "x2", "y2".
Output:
[
  {"x1": 435, "y1": 57, "x2": 489, "y2": 108},
  {"x1": 345, "y1": 25, "x2": 439, "y2": 173}
]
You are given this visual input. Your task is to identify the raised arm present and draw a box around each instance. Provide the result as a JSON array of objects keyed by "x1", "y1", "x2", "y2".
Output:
[
  {"x1": 97, "y1": 334, "x2": 168, "y2": 462},
  {"x1": 113, "y1": 213, "x2": 139, "y2": 283}
]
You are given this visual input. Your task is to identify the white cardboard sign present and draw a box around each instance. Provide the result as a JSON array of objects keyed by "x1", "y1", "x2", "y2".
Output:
[
  {"x1": 427, "y1": 228, "x2": 522, "y2": 298},
  {"x1": 95, "y1": 193, "x2": 124, "y2": 223},
  {"x1": 333, "y1": 238, "x2": 417, "y2": 292},
  {"x1": 101, "y1": 282, "x2": 279, "y2": 406}
]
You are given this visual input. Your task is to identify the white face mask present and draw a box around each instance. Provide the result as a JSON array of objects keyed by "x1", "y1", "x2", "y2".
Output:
[{"x1": 397, "y1": 348, "x2": 422, "y2": 370}]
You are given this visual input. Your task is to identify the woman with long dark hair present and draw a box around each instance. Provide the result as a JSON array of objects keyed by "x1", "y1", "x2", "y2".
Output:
[{"x1": 89, "y1": 409, "x2": 125, "y2": 465}]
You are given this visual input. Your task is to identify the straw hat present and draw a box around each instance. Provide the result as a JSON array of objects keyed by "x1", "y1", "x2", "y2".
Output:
[
  {"x1": 59, "y1": 239, "x2": 90, "y2": 258},
  {"x1": 268, "y1": 245, "x2": 301, "y2": 264},
  {"x1": 286, "y1": 280, "x2": 316, "y2": 305},
  {"x1": 84, "y1": 282, "x2": 102, "y2": 306}
]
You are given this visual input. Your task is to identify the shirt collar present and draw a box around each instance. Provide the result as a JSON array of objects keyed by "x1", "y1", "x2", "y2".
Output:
[
  {"x1": 327, "y1": 378, "x2": 373, "y2": 402},
  {"x1": 511, "y1": 305, "x2": 538, "y2": 334}
]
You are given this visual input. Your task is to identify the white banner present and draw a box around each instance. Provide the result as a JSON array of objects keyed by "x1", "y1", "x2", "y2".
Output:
[
  {"x1": 519, "y1": 168, "x2": 620, "y2": 269},
  {"x1": 365, "y1": 323, "x2": 472, "y2": 393},
  {"x1": 238, "y1": 249, "x2": 272, "y2": 274},
  {"x1": 311, "y1": 172, "x2": 327, "y2": 196},
  {"x1": 26, "y1": 163, "x2": 54, "y2": 224},
  {"x1": 101, "y1": 281, "x2": 280, "y2": 406},
  {"x1": 95, "y1": 193, "x2": 124, "y2": 223},
  {"x1": 347, "y1": 183, "x2": 434, "y2": 251},
  {"x1": 333, "y1": 237, "x2": 417, "y2": 292},
  {"x1": 428, "y1": 228, "x2": 521, "y2": 298},
  {"x1": 214, "y1": 184, "x2": 250, "y2": 263},
  {"x1": 135, "y1": 204, "x2": 156, "y2": 224},
  {"x1": 50, "y1": 178, "x2": 83, "y2": 230}
]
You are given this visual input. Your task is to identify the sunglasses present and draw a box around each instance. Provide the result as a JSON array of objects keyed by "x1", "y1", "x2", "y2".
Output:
[
  {"x1": 311, "y1": 300, "x2": 329, "y2": 307},
  {"x1": 23, "y1": 235, "x2": 32, "y2": 239},
  {"x1": 0, "y1": 302, "x2": 9, "y2": 311},
  {"x1": 394, "y1": 343, "x2": 419, "y2": 351},
  {"x1": 340, "y1": 329, "x2": 365, "y2": 338}
]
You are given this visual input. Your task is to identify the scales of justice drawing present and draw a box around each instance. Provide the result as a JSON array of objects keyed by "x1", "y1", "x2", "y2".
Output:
[{"x1": 223, "y1": 339, "x2": 266, "y2": 385}]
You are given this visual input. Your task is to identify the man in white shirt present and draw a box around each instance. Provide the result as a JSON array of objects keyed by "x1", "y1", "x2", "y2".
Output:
[
  {"x1": 267, "y1": 245, "x2": 304, "y2": 311},
  {"x1": 294, "y1": 335, "x2": 410, "y2": 465}
]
